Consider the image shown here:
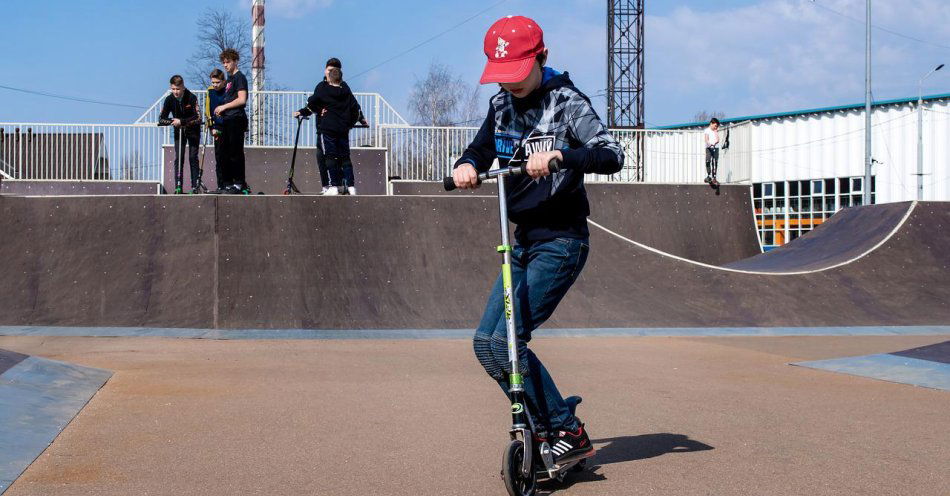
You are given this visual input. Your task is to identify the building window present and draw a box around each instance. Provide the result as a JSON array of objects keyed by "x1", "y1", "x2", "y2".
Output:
[{"x1": 751, "y1": 176, "x2": 875, "y2": 250}]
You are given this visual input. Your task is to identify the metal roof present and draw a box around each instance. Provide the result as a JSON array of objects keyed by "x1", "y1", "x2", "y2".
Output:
[{"x1": 655, "y1": 91, "x2": 950, "y2": 129}]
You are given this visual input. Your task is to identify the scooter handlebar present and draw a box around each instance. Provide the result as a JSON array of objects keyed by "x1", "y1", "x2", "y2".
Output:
[{"x1": 442, "y1": 158, "x2": 561, "y2": 191}]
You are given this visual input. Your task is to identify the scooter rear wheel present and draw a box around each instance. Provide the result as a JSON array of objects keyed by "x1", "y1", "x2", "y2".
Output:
[{"x1": 502, "y1": 440, "x2": 536, "y2": 496}]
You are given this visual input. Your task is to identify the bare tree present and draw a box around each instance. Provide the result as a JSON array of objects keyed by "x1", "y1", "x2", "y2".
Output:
[
  {"x1": 693, "y1": 110, "x2": 726, "y2": 124},
  {"x1": 186, "y1": 9, "x2": 251, "y2": 89},
  {"x1": 408, "y1": 62, "x2": 482, "y2": 126},
  {"x1": 459, "y1": 84, "x2": 484, "y2": 126},
  {"x1": 392, "y1": 63, "x2": 486, "y2": 179}
]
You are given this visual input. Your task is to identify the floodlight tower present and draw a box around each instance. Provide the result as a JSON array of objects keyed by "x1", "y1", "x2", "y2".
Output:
[{"x1": 607, "y1": 0, "x2": 645, "y2": 179}]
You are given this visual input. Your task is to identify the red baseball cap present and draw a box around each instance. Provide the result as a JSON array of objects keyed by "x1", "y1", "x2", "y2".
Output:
[{"x1": 479, "y1": 15, "x2": 545, "y2": 84}]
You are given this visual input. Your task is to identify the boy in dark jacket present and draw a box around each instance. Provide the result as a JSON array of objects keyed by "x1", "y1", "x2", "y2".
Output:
[
  {"x1": 451, "y1": 15, "x2": 624, "y2": 466},
  {"x1": 294, "y1": 58, "x2": 367, "y2": 195},
  {"x1": 205, "y1": 69, "x2": 228, "y2": 192},
  {"x1": 160, "y1": 75, "x2": 202, "y2": 193}
]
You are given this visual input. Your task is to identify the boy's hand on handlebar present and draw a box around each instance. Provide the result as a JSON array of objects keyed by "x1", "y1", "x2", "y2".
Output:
[
  {"x1": 453, "y1": 164, "x2": 479, "y2": 189},
  {"x1": 526, "y1": 150, "x2": 563, "y2": 178}
]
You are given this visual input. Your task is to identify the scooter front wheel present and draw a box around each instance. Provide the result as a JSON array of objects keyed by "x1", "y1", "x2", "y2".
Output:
[{"x1": 502, "y1": 440, "x2": 536, "y2": 496}]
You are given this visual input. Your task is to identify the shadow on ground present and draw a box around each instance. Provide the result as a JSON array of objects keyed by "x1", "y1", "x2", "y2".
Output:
[{"x1": 539, "y1": 433, "x2": 714, "y2": 494}]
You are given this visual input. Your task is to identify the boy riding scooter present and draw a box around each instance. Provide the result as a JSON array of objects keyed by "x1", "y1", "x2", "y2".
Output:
[{"x1": 450, "y1": 15, "x2": 624, "y2": 493}]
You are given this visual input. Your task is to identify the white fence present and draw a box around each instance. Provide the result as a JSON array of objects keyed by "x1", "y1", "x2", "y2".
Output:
[
  {"x1": 136, "y1": 90, "x2": 407, "y2": 148},
  {"x1": 0, "y1": 123, "x2": 163, "y2": 181},
  {"x1": 1, "y1": 90, "x2": 751, "y2": 186},
  {"x1": 379, "y1": 124, "x2": 751, "y2": 184}
]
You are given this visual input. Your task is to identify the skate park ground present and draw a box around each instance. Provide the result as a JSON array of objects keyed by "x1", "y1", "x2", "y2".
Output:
[
  {"x1": 1, "y1": 331, "x2": 948, "y2": 496},
  {"x1": 2, "y1": 185, "x2": 949, "y2": 494}
]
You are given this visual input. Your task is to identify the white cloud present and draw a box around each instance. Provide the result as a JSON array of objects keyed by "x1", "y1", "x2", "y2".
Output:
[{"x1": 647, "y1": 0, "x2": 950, "y2": 123}]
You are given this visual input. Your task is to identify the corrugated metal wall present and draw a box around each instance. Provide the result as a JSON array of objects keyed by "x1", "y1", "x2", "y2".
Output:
[{"x1": 740, "y1": 98, "x2": 950, "y2": 203}]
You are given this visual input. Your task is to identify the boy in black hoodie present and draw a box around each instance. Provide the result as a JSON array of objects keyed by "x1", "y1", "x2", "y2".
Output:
[
  {"x1": 451, "y1": 15, "x2": 624, "y2": 466},
  {"x1": 160, "y1": 75, "x2": 203, "y2": 193},
  {"x1": 294, "y1": 58, "x2": 367, "y2": 195}
]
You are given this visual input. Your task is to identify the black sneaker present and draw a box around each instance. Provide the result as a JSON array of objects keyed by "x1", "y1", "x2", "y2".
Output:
[
  {"x1": 704, "y1": 175, "x2": 711, "y2": 183},
  {"x1": 551, "y1": 423, "x2": 594, "y2": 465}
]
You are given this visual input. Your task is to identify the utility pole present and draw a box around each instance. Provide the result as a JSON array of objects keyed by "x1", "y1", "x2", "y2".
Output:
[
  {"x1": 917, "y1": 64, "x2": 944, "y2": 200},
  {"x1": 863, "y1": 0, "x2": 872, "y2": 206}
]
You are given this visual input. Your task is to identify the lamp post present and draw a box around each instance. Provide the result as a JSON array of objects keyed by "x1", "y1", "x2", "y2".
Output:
[
  {"x1": 863, "y1": 0, "x2": 872, "y2": 206},
  {"x1": 917, "y1": 63, "x2": 944, "y2": 200}
]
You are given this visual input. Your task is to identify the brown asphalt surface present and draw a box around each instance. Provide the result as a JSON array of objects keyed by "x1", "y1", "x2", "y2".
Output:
[{"x1": 1, "y1": 334, "x2": 948, "y2": 496}]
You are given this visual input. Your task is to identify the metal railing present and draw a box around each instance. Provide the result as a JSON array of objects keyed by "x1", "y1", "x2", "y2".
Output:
[
  {"x1": 0, "y1": 123, "x2": 163, "y2": 181},
  {"x1": 378, "y1": 125, "x2": 751, "y2": 184},
  {"x1": 378, "y1": 125, "x2": 479, "y2": 181},
  {"x1": 136, "y1": 90, "x2": 407, "y2": 148},
  {"x1": 1, "y1": 90, "x2": 751, "y2": 187}
]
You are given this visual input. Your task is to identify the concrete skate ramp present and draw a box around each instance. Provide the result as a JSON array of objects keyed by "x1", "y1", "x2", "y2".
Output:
[
  {"x1": 568, "y1": 201, "x2": 950, "y2": 327},
  {"x1": 794, "y1": 340, "x2": 950, "y2": 390},
  {"x1": 0, "y1": 349, "x2": 112, "y2": 493},
  {"x1": 0, "y1": 193, "x2": 948, "y2": 329},
  {"x1": 0, "y1": 196, "x2": 217, "y2": 328},
  {"x1": 723, "y1": 201, "x2": 912, "y2": 273},
  {"x1": 392, "y1": 182, "x2": 761, "y2": 266}
]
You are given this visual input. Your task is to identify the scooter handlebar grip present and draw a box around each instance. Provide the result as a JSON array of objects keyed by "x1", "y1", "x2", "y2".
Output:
[
  {"x1": 548, "y1": 158, "x2": 562, "y2": 173},
  {"x1": 443, "y1": 176, "x2": 457, "y2": 191}
]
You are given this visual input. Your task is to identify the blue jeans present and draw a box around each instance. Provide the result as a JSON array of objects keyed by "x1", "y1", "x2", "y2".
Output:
[{"x1": 473, "y1": 237, "x2": 590, "y2": 431}]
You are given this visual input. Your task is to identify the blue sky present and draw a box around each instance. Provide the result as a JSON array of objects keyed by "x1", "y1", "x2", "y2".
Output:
[{"x1": 1, "y1": 0, "x2": 949, "y2": 126}]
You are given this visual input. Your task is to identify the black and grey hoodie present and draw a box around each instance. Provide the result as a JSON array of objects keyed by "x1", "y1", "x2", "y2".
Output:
[{"x1": 454, "y1": 67, "x2": 624, "y2": 244}]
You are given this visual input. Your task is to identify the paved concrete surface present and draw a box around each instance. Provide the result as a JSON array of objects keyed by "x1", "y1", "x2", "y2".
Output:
[{"x1": 0, "y1": 334, "x2": 947, "y2": 495}]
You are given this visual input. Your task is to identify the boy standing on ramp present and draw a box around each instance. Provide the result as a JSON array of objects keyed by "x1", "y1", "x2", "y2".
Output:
[
  {"x1": 294, "y1": 58, "x2": 368, "y2": 195},
  {"x1": 451, "y1": 15, "x2": 624, "y2": 465},
  {"x1": 205, "y1": 69, "x2": 228, "y2": 192},
  {"x1": 160, "y1": 75, "x2": 203, "y2": 193},
  {"x1": 213, "y1": 49, "x2": 250, "y2": 194}
]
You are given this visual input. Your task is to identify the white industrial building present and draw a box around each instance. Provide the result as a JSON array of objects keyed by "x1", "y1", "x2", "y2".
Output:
[{"x1": 659, "y1": 93, "x2": 950, "y2": 248}]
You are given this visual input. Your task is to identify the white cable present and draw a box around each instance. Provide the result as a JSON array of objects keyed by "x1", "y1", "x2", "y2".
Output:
[{"x1": 586, "y1": 200, "x2": 916, "y2": 276}]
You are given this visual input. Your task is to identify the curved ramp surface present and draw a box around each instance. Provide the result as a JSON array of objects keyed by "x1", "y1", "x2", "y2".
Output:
[
  {"x1": 561, "y1": 201, "x2": 950, "y2": 327},
  {"x1": 724, "y1": 201, "x2": 913, "y2": 273}
]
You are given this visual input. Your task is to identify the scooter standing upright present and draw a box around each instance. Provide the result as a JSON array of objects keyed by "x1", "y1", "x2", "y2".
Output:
[
  {"x1": 443, "y1": 158, "x2": 588, "y2": 496},
  {"x1": 283, "y1": 114, "x2": 308, "y2": 195},
  {"x1": 157, "y1": 118, "x2": 185, "y2": 194},
  {"x1": 192, "y1": 125, "x2": 210, "y2": 194}
]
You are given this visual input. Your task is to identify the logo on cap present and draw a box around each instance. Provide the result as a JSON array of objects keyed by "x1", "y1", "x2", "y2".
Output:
[{"x1": 495, "y1": 37, "x2": 509, "y2": 59}]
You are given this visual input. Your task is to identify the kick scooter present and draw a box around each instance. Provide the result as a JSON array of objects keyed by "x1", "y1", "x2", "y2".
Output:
[
  {"x1": 283, "y1": 114, "x2": 308, "y2": 195},
  {"x1": 443, "y1": 158, "x2": 589, "y2": 496},
  {"x1": 158, "y1": 118, "x2": 186, "y2": 194},
  {"x1": 192, "y1": 125, "x2": 210, "y2": 194}
]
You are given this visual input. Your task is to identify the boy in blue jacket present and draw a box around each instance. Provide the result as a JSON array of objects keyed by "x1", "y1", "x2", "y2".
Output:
[
  {"x1": 451, "y1": 15, "x2": 624, "y2": 465},
  {"x1": 205, "y1": 69, "x2": 228, "y2": 192}
]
